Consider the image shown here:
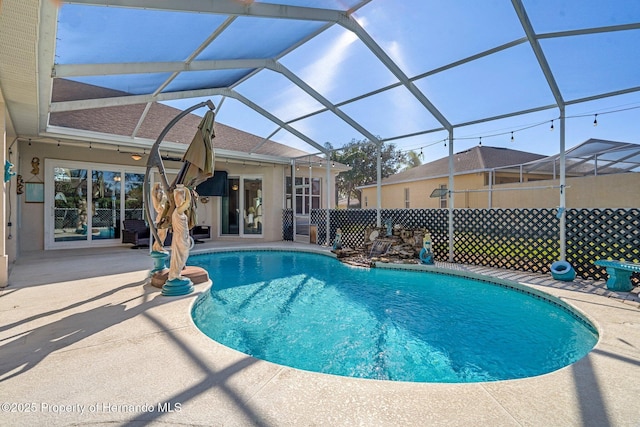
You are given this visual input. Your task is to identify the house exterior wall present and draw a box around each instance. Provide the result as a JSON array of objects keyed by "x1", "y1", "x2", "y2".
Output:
[
  {"x1": 486, "y1": 172, "x2": 640, "y2": 208},
  {"x1": 18, "y1": 141, "x2": 150, "y2": 252},
  {"x1": 361, "y1": 171, "x2": 640, "y2": 209},
  {"x1": 15, "y1": 140, "x2": 338, "y2": 252},
  {"x1": 205, "y1": 162, "x2": 288, "y2": 242},
  {"x1": 361, "y1": 173, "x2": 485, "y2": 209}
]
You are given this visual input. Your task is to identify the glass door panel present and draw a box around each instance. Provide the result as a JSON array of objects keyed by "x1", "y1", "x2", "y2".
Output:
[
  {"x1": 221, "y1": 178, "x2": 240, "y2": 235},
  {"x1": 53, "y1": 167, "x2": 88, "y2": 243},
  {"x1": 243, "y1": 178, "x2": 262, "y2": 235},
  {"x1": 124, "y1": 173, "x2": 145, "y2": 220},
  {"x1": 91, "y1": 170, "x2": 120, "y2": 240}
]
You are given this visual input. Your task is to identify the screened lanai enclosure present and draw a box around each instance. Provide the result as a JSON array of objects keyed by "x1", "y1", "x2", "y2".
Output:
[{"x1": 1, "y1": 0, "x2": 639, "y2": 282}]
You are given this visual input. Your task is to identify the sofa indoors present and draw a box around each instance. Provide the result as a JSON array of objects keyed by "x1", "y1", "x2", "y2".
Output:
[{"x1": 122, "y1": 219, "x2": 210, "y2": 248}]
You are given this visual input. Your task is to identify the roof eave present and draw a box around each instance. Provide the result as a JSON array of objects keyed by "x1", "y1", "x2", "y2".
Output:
[{"x1": 42, "y1": 126, "x2": 301, "y2": 165}]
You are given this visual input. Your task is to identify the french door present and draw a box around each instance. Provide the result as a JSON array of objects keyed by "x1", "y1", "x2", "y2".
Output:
[
  {"x1": 44, "y1": 160, "x2": 146, "y2": 249},
  {"x1": 220, "y1": 175, "x2": 263, "y2": 237}
]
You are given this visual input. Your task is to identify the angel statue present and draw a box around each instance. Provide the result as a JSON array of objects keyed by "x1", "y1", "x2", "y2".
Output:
[
  {"x1": 151, "y1": 183, "x2": 168, "y2": 253},
  {"x1": 168, "y1": 184, "x2": 193, "y2": 282}
]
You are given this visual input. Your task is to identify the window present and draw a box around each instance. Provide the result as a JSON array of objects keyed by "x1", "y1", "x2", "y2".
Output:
[
  {"x1": 286, "y1": 176, "x2": 321, "y2": 214},
  {"x1": 439, "y1": 184, "x2": 447, "y2": 208},
  {"x1": 404, "y1": 188, "x2": 410, "y2": 208}
]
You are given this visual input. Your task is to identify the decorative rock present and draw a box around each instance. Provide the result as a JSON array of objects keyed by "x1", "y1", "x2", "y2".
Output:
[{"x1": 334, "y1": 224, "x2": 433, "y2": 268}]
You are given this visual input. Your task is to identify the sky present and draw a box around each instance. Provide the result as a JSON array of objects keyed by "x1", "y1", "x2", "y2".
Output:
[{"x1": 55, "y1": 0, "x2": 640, "y2": 163}]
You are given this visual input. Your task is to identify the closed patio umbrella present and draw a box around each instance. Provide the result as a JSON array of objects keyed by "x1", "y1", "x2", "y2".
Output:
[
  {"x1": 174, "y1": 109, "x2": 215, "y2": 190},
  {"x1": 144, "y1": 101, "x2": 216, "y2": 235}
]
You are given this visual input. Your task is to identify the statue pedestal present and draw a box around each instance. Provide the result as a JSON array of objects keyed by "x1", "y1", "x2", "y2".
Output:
[
  {"x1": 150, "y1": 266, "x2": 211, "y2": 295},
  {"x1": 161, "y1": 277, "x2": 194, "y2": 296}
]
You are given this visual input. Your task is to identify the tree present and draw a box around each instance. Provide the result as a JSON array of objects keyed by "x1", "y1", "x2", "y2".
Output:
[
  {"x1": 327, "y1": 139, "x2": 406, "y2": 208},
  {"x1": 402, "y1": 150, "x2": 422, "y2": 171}
]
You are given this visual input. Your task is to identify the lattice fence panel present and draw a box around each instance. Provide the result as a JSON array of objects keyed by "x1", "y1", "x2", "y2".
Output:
[
  {"x1": 567, "y1": 208, "x2": 640, "y2": 285},
  {"x1": 328, "y1": 209, "x2": 378, "y2": 249},
  {"x1": 453, "y1": 209, "x2": 559, "y2": 273},
  {"x1": 282, "y1": 209, "x2": 293, "y2": 241},
  {"x1": 283, "y1": 207, "x2": 639, "y2": 285},
  {"x1": 310, "y1": 209, "x2": 328, "y2": 245}
]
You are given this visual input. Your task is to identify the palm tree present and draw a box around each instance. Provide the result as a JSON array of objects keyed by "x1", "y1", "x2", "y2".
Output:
[{"x1": 401, "y1": 150, "x2": 422, "y2": 171}]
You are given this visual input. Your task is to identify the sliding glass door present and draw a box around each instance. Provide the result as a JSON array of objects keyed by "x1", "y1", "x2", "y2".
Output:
[{"x1": 45, "y1": 160, "x2": 146, "y2": 249}]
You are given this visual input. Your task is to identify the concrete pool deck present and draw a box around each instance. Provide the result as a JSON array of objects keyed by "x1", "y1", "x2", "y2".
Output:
[{"x1": 1, "y1": 242, "x2": 639, "y2": 426}]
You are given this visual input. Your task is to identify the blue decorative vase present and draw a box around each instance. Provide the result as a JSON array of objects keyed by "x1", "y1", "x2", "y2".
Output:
[
  {"x1": 551, "y1": 260, "x2": 576, "y2": 281},
  {"x1": 150, "y1": 250, "x2": 169, "y2": 275}
]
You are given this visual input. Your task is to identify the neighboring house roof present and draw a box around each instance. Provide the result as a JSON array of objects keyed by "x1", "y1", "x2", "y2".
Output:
[
  {"x1": 49, "y1": 78, "x2": 314, "y2": 160},
  {"x1": 514, "y1": 138, "x2": 640, "y2": 176},
  {"x1": 362, "y1": 146, "x2": 546, "y2": 188}
]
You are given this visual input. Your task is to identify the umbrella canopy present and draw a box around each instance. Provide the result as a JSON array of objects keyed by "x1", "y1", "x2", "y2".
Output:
[{"x1": 174, "y1": 109, "x2": 216, "y2": 190}]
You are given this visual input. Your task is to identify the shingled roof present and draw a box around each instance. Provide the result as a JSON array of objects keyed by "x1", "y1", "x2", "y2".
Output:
[
  {"x1": 50, "y1": 78, "x2": 312, "y2": 159},
  {"x1": 372, "y1": 145, "x2": 546, "y2": 187}
]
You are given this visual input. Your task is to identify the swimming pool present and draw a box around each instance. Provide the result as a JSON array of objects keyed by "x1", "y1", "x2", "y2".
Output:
[{"x1": 190, "y1": 250, "x2": 598, "y2": 383}]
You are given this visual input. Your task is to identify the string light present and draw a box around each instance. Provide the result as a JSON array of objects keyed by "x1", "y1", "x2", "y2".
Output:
[
  {"x1": 28, "y1": 138, "x2": 32, "y2": 146},
  {"x1": 381, "y1": 102, "x2": 640, "y2": 158},
  {"x1": 89, "y1": 142, "x2": 92, "y2": 150},
  {"x1": 479, "y1": 137, "x2": 482, "y2": 146}
]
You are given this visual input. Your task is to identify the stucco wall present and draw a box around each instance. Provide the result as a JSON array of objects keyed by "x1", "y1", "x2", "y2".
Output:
[
  {"x1": 18, "y1": 141, "x2": 152, "y2": 252},
  {"x1": 15, "y1": 140, "x2": 325, "y2": 252},
  {"x1": 361, "y1": 172, "x2": 640, "y2": 209},
  {"x1": 487, "y1": 173, "x2": 640, "y2": 208},
  {"x1": 361, "y1": 173, "x2": 485, "y2": 209}
]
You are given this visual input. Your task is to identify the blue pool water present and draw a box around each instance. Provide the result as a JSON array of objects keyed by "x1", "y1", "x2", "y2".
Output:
[{"x1": 190, "y1": 250, "x2": 598, "y2": 383}]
